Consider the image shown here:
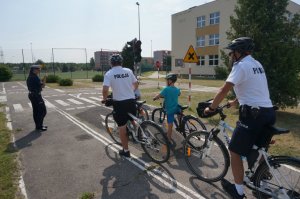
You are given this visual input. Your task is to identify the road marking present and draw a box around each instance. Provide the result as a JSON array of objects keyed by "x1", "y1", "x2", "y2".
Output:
[
  {"x1": 66, "y1": 108, "x2": 75, "y2": 111},
  {"x1": 78, "y1": 97, "x2": 96, "y2": 104},
  {"x1": 89, "y1": 97, "x2": 102, "y2": 101},
  {"x1": 53, "y1": 107, "x2": 204, "y2": 199},
  {"x1": 86, "y1": 105, "x2": 96, "y2": 108},
  {"x1": 28, "y1": 103, "x2": 32, "y2": 108},
  {"x1": 45, "y1": 101, "x2": 56, "y2": 108},
  {"x1": 54, "y1": 89, "x2": 65, "y2": 93},
  {"x1": 67, "y1": 98, "x2": 83, "y2": 105},
  {"x1": 77, "y1": 107, "x2": 85, "y2": 109},
  {"x1": 5, "y1": 106, "x2": 28, "y2": 199},
  {"x1": 0, "y1": 95, "x2": 7, "y2": 102},
  {"x1": 13, "y1": 104, "x2": 24, "y2": 112},
  {"x1": 55, "y1": 100, "x2": 70, "y2": 106}
]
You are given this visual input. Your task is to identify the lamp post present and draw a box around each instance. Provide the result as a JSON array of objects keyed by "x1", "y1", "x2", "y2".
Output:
[
  {"x1": 30, "y1": 42, "x2": 34, "y2": 63},
  {"x1": 136, "y1": 2, "x2": 140, "y2": 40}
]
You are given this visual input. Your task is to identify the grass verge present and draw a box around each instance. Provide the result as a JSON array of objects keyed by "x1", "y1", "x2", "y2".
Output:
[
  {"x1": 0, "y1": 106, "x2": 18, "y2": 199},
  {"x1": 140, "y1": 87, "x2": 300, "y2": 157}
]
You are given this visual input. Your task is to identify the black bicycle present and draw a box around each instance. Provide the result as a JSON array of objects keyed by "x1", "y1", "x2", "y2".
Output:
[
  {"x1": 151, "y1": 101, "x2": 207, "y2": 139},
  {"x1": 104, "y1": 99, "x2": 170, "y2": 163},
  {"x1": 183, "y1": 101, "x2": 300, "y2": 198}
]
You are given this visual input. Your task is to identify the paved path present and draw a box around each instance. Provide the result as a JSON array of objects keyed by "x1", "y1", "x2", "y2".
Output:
[{"x1": 1, "y1": 81, "x2": 257, "y2": 199}]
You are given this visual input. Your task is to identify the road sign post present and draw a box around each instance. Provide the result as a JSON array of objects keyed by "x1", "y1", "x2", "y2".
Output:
[{"x1": 183, "y1": 45, "x2": 199, "y2": 107}]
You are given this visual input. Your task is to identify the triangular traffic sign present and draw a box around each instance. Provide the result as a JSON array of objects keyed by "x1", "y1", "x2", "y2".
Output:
[{"x1": 183, "y1": 45, "x2": 199, "y2": 63}]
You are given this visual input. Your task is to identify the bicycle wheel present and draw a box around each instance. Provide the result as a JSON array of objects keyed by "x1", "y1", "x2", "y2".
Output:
[
  {"x1": 182, "y1": 115, "x2": 207, "y2": 138},
  {"x1": 184, "y1": 130, "x2": 230, "y2": 182},
  {"x1": 137, "y1": 106, "x2": 149, "y2": 121},
  {"x1": 151, "y1": 108, "x2": 166, "y2": 124},
  {"x1": 105, "y1": 112, "x2": 121, "y2": 145},
  {"x1": 139, "y1": 120, "x2": 170, "y2": 163},
  {"x1": 254, "y1": 156, "x2": 300, "y2": 199}
]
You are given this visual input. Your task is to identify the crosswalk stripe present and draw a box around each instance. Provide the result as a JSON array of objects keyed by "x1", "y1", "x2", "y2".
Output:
[
  {"x1": 13, "y1": 104, "x2": 24, "y2": 112},
  {"x1": 28, "y1": 103, "x2": 32, "y2": 108},
  {"x1": 45, "y1": 101, "x2": 56, "y2": 108},
  {"x1": 89, "y1": 97, "x2": 102, "y2": 101},
  {"x1": 78, "y1": 97, "x2": 96, "y2": 104},
  {"x1": 55, "y1": 100, "x2": 70, "y2": 106},
  {"x1": 67, "y1": 98, "x2": 83, "y2": 105}
]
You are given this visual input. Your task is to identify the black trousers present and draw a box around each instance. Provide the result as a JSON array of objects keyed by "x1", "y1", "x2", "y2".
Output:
[{"x1": 28, "y1": 93, "x2": 47, "y2": 129}]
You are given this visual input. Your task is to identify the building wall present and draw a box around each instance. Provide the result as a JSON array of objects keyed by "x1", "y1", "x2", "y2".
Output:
[
  {"x1": 171, "y1": 0, "x2": 300, "y2": 76},
  {"x1": 94, "y1": 50, "x2": 118, "y2": 71},
  {"x1": 153, "y1": 50, "x2": 171, "y2": 68}
]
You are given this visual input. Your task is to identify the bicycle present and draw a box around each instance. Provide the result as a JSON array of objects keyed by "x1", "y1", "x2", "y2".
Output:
[
  {"x1": 151, "y1": 101, "x2": 207, "y2": 139},
  {"x1": 104, "y1": 99, "x2": 170, "y2": 163},
  {"x1": 183, "y1": 100, "x2": 300, "y2": 198}
]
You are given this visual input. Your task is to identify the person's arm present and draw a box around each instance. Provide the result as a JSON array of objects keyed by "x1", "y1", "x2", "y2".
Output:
[
  {"x1": 205, "y1": 82, "x2": 234, "y2": 113},
  {"x1": 102, "y1": 86, "x2": 109, "y2": 102},
  {"x1": 133, "y1": 81, "x2": 138, "y2": 90},
  {"x1": 153, "y1": 93, "x2": 163, "y2": 101}
]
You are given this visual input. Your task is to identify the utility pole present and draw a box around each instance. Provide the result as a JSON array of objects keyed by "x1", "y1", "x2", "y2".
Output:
[{"x1": 0, "y1": 47, "x2": 4, "y2": 63}]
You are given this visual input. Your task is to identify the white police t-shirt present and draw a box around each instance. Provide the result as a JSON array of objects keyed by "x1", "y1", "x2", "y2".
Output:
[
  {"x1": 103, "y1": 66, "x2": 137, "y2": 101},
  {"x1": 226, "y1": 55, "x2": 273, "y2": 107}
]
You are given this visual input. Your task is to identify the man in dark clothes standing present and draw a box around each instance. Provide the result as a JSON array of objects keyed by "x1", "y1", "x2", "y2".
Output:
[{"x1": 26, "y1": 65, "x2": 47, "y2": 131}]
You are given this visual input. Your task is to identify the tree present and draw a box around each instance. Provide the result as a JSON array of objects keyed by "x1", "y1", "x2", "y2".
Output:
[
  {"x1": 227, "y1": 0, "x2": 300, "y2": 108},
  {"x1": 35, "y1": 59, "x2": 47, "y2": 71},
  {"x1": 90, "y1": 57, "x2": 95, "y2": 70},
  {"x1": 121, "y1": 43, "x2": 134, "y2": 72},
  {"x1": 61, "y1": 63, "x2": 68, "y2": 72}
]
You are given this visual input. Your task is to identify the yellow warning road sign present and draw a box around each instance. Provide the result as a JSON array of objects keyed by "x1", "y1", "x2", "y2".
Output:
[{"x1": 183, "y1": 45, "x2": 199, "y2": 63}]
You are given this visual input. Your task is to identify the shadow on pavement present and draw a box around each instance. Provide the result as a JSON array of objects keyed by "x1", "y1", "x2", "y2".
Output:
[
  {"x1": 14, "y1": 130, "x2": 42, "y2": 150},
  {"x1": 99, "y1": 145, "x2": 160, "y2": 199}
]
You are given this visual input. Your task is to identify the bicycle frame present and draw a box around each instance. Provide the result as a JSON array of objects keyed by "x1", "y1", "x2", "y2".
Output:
[{"x1": 211, "y1": 109, "x2": 294, "y2": 198}]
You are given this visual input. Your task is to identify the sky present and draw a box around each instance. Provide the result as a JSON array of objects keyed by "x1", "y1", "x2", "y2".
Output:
[{"x1": 1, "y1": 0, "x2": 300, "y2": 63}]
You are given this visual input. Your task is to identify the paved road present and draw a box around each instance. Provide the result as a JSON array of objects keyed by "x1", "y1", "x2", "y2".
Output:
[{"x1": 1, "y1": 81, "x2": 258, "y2": 199}]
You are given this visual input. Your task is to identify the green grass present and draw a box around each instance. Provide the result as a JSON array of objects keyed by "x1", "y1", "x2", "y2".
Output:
[
  {"x1": 0, "y1": 110, "x2": 18, "y2": 199},
  {"x1": 140, "y1": 87, "x2": 300, "y2": 157}
]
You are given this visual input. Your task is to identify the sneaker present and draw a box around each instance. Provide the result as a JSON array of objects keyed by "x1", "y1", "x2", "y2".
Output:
[
  {"x1": 221, "y1": 179, "x2": 246, "y2": 199},
  {"x1": 119, "y1": 150, "x2": 131, "y2": 158}
]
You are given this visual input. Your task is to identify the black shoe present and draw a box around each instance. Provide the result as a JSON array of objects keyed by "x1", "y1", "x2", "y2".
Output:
[
  {"x1": 221, "y1": 179, "x2": 246, "y2": 199},
  {"x1": 119, "y1": 150, "x2": 130, "y2": 158},
  {"x1": 36, "y1": 126, "x2": 47, "y2": 131}
]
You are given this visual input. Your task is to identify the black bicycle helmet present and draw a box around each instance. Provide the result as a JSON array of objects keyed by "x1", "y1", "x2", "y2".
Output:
[
  {"x1": 225, "y1": 37, "x2": 254, "y2": 53},
  {"x1": 165, "y1": 73, "x2": 177, "y2": 82},
  {"x1": 110, "y1": 54, "x2": 123, "y2": 65}
]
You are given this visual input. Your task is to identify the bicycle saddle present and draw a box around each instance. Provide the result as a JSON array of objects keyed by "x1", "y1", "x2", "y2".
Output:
[
  {"x1": 136, "y1": 100, "x2": 146, "y2": 106},
  {"x1": 267, "y1": 126, "x2": 290, "y2": 136},
  {"x1": 180, "y1": 105, "x2": 189, "y2": 110}
]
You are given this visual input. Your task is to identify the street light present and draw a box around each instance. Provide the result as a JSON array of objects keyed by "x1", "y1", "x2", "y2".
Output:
[{"x1": 136, "y1": 2, "x2": 140, "y2": 40}]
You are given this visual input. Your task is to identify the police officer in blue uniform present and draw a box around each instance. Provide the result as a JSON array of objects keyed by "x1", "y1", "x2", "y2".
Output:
[{"x1": 27, "y1": 65, "x2": 47, "y2": 131}]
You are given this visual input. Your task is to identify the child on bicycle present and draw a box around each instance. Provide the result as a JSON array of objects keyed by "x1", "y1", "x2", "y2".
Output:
[{"x1": 153, "y1": 73, "x2": 181, "y2": 142}]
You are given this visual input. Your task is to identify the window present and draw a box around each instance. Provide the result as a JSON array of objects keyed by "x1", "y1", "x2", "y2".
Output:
[
  {"x1": 209, "y1": 34, "x2": 219, "y2": 46},
  {"x1": 197, "y1": 15, "x2": 205, "y2": 28},
  {"x1": 197, "y1": 56, "x2": 205, "y2": 66},
  {"x1": 196, "y1": 36, "x2": 205, "y2": 47},
  {"x1": 210, "y1": 12, "x2": 220, "y2": 25},
  {"x1": 209, "y1": 55, "x2": 219, "y2": 66}
]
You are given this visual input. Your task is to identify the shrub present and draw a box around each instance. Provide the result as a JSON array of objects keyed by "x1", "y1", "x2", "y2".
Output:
[
  {"x1": 59, "y1": 78, "x2": 73, "y2": 86},
  {"x1": 0, "y1": 66, "x2": 13, "y2": 82},
  {"x1": 214, "y1": 66, "x2": 229, "y2": 80},
  {"x1": 92, "y1": 74, "x2": 104, "y2": 82},
  {"x1": 46, "y1": 74, "x2": 60, "y2": 83}
]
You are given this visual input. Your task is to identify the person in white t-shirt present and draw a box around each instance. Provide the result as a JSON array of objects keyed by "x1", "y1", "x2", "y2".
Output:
[
  {"x1": 204, "y1": 37, "x2": 275, "y2": 199},
  {"x1": 102, "y1": 54, "x2": 138, "y2": 158}
]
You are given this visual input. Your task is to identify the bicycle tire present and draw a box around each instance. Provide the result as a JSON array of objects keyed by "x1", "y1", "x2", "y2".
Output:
[
  {"x1": 137, "y1": 105, "x2": 149, "y2": 121},
  {"x1": 151, "y1": 108, "x2": 166, "y2": 124},
  {"x1": 105, "y1": 112, "x2": 121, "y2": 145},
  {"x1": 253, "y1": 156, "x2": 300, "y2": 199},
  {"x1": 184, "y1": 130, "x2": 230, "y2": 182},
  {"x1": 182, "y1": 115, "x2": 207, "y2": 138},
  {"x1": 140, "y1": 120, "x2": 170, "y2": 163}
]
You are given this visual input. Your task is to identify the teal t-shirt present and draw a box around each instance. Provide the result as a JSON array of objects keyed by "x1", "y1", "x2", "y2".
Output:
[{"x1": 160, "y1": 86, "x2": 181, "y2": 114}]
